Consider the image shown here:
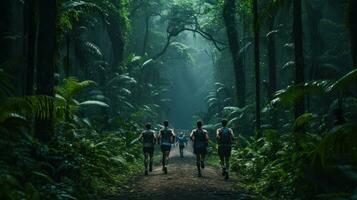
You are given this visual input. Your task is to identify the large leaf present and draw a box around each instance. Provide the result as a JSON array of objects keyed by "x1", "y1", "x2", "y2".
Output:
[
  {"x1": 294, "y1": 113, "x2": 314, "y2": 129},
  {"x1": 79, "y1": 100, "x2": 109, "y2": 107},
  {"x1": 55, "y1": 77, "x2": 96, "y2": 100},
  {"x1": 327, "y1": 68, "x2": 357, "y2": 93},
  {"x1": 271, "y1": 81, "x2": 328, "y2": 107}
]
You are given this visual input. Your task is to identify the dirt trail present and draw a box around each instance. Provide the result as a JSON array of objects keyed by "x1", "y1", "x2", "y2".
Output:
[{"x1": 106, "y1": 143, "x2": 253, "y2": 200}]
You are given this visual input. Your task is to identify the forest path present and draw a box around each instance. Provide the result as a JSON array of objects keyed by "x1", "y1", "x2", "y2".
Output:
[{"x1": 106, "y1": 144, "x2": 253, "y2": 200}]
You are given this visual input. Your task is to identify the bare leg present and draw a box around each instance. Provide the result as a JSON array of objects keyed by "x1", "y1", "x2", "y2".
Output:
[
  {"x1": 163, "y1": 151, "x2": 170, "y2": 174},
  {"x1": 162, "y1": 153, "x2": 165, "y2": 169},
  {"x1": 149, "y1": 153, "x2": 153, "y2": 172},
  {"x1": 219, "y1": 155, "x2": 226, "y2": 176},
  {"x1": 201, "y1": 154, "x2": 206, "y2": 169},
  {"x1": 225, "y1": 156, "x2": 230, "y2": 179},
  {"x1": 144, "y1": 153, "x2": 149, "y2": 175},
  {"x1": 225, "y1": 156, "x2": 230, "y2": 171},
  {"x1": 196, "y1": 154, "x2": 201, "y2": 176}
]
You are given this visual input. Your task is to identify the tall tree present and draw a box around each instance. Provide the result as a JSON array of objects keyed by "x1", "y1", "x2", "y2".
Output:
[
  {"x1": 0, "y1": 0, "x2": 12, "y2": 67},
  {"x1": 293, "y1": 0, "x2": 305, "y2": 119},
  {"x1": 222, "y1": 0, "x2": 246, "y2": 107},
  {"x1": 108, "y1": 14, "x2": 125, "y2": 72},
  {"x1": 267, "y1": 10, "x2": 278, "y2": 128},
  {"x1": 305, "y1": 1, "x2": 324, "y2": 111},
  {"x1": 267, "y1": 13, "x2": 277, "y2": 100},
  {"x1": 349, "y1": 0, "x2": 357, "y2": 67},
  {"x1": 253, "y1": 0, "x2": 261, "y2": 133},
  {"x1": 23, "y1": 0, "x2": 37, "y2": 95},
  {"x1": 35, "y1": 0, "x2": 58, "y2": 142}
]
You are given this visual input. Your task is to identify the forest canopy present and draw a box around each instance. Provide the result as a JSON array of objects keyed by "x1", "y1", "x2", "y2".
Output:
[{"x1": 0, "y1": 0, "x2": 356, "y2": 199}]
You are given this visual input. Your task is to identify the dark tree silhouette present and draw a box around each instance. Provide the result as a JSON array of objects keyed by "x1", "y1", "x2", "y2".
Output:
[
  {"x1": 349, "y1": 0, "x2": 357, "y2": 67},
  {"x1": 23, "y1": 0, "x2": 37, "y2": 95},
  {"x1": 35, "y1": 0, "x2": 58, "y2": 142},
  {"x1": 223, "y1": 0, "x2": 246, "y2": 107},
  {"x1": 293, "y1": 0, "x2": 305, "y2": 119},
  {"x1": 0, "y1": 0, "x2": 12, "y2": 67},
  {"x1": 253, "y1": 0, "x2": 261, "y2": 133}
]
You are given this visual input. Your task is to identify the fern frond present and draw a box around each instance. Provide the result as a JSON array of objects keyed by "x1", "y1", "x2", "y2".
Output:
[
  {"x1": 0, "y1": 70, "x2": 14, "y2": 98},
  {"x1": 55, "y1": 77, "x2": 96, "y2": 100}
]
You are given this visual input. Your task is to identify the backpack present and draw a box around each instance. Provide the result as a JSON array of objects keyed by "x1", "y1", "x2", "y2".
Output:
[{"x1": 219, "y1": 128, "x2": 232, "y2": 145}]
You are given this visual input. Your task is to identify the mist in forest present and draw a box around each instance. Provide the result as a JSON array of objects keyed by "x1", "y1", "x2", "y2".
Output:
[
  {"x1": 166, "y1": 33, "x2": 215, "y2": 129},
  {"x1": 1, "y1": 0, "x2": 357, "y2": 199}
]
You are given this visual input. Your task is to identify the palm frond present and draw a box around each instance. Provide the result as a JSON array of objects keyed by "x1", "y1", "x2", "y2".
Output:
[
  {"x1": 55, "y1": 77, "x2": 96, "y2": 100},
  {"x1": 271, "y1": 81, "x2": 329, "y2": 107},
  {"x1": 327, "y1": 68, "x2": 357, "y2": 93}
]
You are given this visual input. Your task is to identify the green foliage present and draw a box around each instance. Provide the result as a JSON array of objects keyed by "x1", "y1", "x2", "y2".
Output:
[
  {"x1": 0, "y1": 74, "x2": 143, "y2": 200},
  {"x1": 271, "y1": 68, "x2": 357, "y2": 108}
]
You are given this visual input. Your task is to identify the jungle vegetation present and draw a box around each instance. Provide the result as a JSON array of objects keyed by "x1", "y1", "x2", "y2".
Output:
[{"x1": 0, "y1": 0, "x2": 356, "y2": 199}]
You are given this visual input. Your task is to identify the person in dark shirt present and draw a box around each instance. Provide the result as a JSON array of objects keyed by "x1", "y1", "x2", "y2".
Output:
[
  {"x1": 190, "y1": 121, "x2": 209, "y2": 177},
  {"x1": 139, "y1": 123, "x2": 156, "y2": 175}
]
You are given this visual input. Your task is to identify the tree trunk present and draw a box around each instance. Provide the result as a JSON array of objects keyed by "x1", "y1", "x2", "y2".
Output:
[
  {"x1": 23, "y1": 0, "x2": 37, "y2": 95},
  {"x1": 305, "y1": 1, "x2": 323, "y2": 112},
  {"x1": 222, "y1": 0, "x2": 246, "y2": 108},
  {"x1": 142, "y1": 14, "x2": 150, "y2": 56},
  {"x1": 253, "y1": 0, "x2": 261, "y2": 134},
  {"x1": 349, "y1": 0, "x2": 357, "y2": 66},
  {"x1": 293, "y1": 0, "x2": 305, "y2": 120},
  {"x1": 35, "y1": 0, "x2": 57, "y2": 142},
  {"x1": 267, "y1": 15, "x2": 277, "y2": 100},
  {"x1": 267, "y1": 13, "x2": 277, "y2": 128},
  {"x1": 0, "y1": 0, "x2": 12, "y2": 67},
  {"x1": 108, "y1": 15, "x2": 125, "y2": 73}
]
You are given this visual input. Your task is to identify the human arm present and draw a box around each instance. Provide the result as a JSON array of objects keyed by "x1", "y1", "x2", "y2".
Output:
[
  {"x1": 171, "y1": 129, "x2": 176, "y2": 143},
  {"x1": 157, "y1": 130, "x2": 162, "y2": 144},
  {"x1": 190, "y1": 130, "x2": 195, "y2": 141},
  {"x1": 216, "y1": 128, "x2": 221, "y2": 141},
  {"x1": 204, "y1": 130, "x2": 209, "y2": 141},
  {"x1": 230, "y1": 128, "x2": 235, "y2": 141}
]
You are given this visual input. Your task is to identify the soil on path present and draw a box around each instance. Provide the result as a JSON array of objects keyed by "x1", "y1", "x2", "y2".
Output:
[{"x1": 107, "y1": 143, "x2": 253, "y2": 200}]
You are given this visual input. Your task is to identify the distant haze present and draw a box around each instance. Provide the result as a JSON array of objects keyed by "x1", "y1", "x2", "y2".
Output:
[{"x1": 166, "y1": 32, "x2": 214, "y2": 129}]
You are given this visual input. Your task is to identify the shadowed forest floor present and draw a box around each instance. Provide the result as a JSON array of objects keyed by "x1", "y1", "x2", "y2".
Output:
[{"x1": 105, "y1": 145, "x2": 253, "y2": 200}]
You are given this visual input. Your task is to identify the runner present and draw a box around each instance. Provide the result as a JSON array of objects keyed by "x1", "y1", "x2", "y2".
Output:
[
  {"x1": 216, "y1": 119, "x2": 234, "y2": 180},
  {"x1": 177, "y1": 132, "x2": 188, "y2": 158},
  {"x1": 190, "y1": 121, "x2": 209, "y2": 177},
  {"x1": 139, "y1": 123, "x2": 156, "y2": 175},
  {"x1": 158, "y1": 120, "x2": 175, "y2": 174}
]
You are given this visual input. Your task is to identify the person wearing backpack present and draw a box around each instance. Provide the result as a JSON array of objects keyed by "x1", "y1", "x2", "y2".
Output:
[
  {"x1": 158, "y1": 120, "x2": 175, "y2": 174},
  {"x1": 216, "y1": 119, "x2": 235, "y2": 180},
  {"x1": 139, "y1": 123, "x2": 156, "y2": 175},
  {"x1": 190, "y1": 121, "x2": 209, "y2": 177},
  {"x1": 177, "y1": 132, "x2": 188, "y2": 158}
]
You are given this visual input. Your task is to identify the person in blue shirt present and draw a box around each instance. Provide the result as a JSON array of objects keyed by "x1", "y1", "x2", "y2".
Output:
[{"x1": 177, "y1": 132, "x2": 188, "y2": 158}]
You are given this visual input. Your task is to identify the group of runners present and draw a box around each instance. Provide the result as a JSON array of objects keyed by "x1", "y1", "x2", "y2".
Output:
[{"x1": 138, "y1": 119, "x2": 234, "y2": 179}]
